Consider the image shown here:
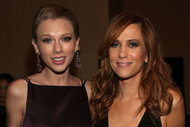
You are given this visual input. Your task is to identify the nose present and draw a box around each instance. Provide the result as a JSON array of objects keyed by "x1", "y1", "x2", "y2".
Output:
[
  {"x1": 119, "y1": 45, "x2": 128, "y2": 59},
  {"x1": 53, "y1": 41, "x2": 63, "y2": 54}
]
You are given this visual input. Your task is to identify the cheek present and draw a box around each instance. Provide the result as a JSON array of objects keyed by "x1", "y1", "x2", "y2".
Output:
[
  {"x1": 38, "y1": 46, "x2": 51, "y2": 55},
  {"x1": 38, "y1": 47, "x2": 51, "y2": 62},
  {"x1": 109, "y1": 54, "x2": 117, "y2": 71},
  {"x1": 108, "y1": 54, "x2": 115, "y2": 68},
  {"x1": 64, "y1": 43, "x2": 76, "y2": 53},
  {"x1": 109, "y1": 49, "x2": 118, "y2": 61},
  {"x1": 132, "y1": 50, "x2": 146, "y2": 62}
]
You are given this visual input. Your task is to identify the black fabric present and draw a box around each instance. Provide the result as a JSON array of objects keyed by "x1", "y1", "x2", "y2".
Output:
[
  {"x1": 138, "y1": 111, "x2": 162, "y2": 127},
  {"x1": 94, "y1": 111, "x2": 162, "y2": 127},
  {"x1": 94, "y1": 116, "x2": 108, "y2": 127},
  {"x1": 0, "y1": 106, "x2": 6, "y2": 127},
  {"x1": 22, "y1": 78, "x2": 92, "y2": 127}
]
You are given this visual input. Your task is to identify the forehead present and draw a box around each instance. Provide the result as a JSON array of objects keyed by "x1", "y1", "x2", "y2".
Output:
[
  {"x1": 117, "y1": 24, "x2": 143, "y2": 41},
  {"x1": 37, "y1": 18, "x2": 74, "y2": 34}
]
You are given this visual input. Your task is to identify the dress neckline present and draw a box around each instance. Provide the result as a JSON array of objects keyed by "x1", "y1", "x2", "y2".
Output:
[
  {"x1": 24, "y1": 77, "x2": 85, "y2": 87},
  {"x1": 106, "y1": 111, "x2": 161, "y2": 127},
  {"x1": 107, "y1": 110, "x2": 147, "y2": 127}
]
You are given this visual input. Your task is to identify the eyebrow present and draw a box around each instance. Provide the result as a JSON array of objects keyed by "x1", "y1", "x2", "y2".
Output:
[
  {"x1": 39, "y1": 33, "x2": 73, "y2": 38},
  {"x1": 127, "y1": 39, "x2": 140, "y2": 42},
  {"x1": 113, "y1": 39, "x2": 120, "y2": 43}
]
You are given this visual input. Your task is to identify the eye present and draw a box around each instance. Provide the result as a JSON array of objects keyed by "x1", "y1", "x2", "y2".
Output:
[
  {"x1": 42, "y1": 38, "x2": 52, "y2": 43},
  {"x1": 63, "y1": 36, "x2": 72, "y2": 42},
  {"x1": 128, "y1": 42, "x2": 139, "y2": 48},
  {"x1": 111, "y1": 40, "x2": 120, "y2": 48}
]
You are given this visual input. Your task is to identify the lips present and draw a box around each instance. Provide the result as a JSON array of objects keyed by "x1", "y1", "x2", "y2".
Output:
[
  {"x1": 116, "y1": 62, "x2": 132, "y2": 67},
  {"x1": 51, "y1": 56, "x2": 66, "y2": 64}
]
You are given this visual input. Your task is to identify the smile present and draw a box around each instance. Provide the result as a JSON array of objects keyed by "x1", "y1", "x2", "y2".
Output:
[
  {"x1": 51, "y1": 57, "x2": 66, "y2": 64},
  {"x1": 116, "y1": 62, "x2": 132, "y2": 67},
  {"x1": 53, "y1": 57, "x2": 65, "y2": 61}
]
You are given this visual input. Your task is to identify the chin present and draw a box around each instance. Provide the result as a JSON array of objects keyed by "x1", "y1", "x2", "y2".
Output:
[
  {"x1": 117, "y1": 76, "x2": 130, "y2": 80},
  {"x1": 52, "y1": 66, "x2": 70, "y2": 74},
  {"x1": 116, "y1": 72, "x2": 129, "y2": 78}
]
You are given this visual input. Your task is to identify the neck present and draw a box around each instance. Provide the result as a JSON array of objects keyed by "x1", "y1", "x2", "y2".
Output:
[
  {"x1": 40, "y1": 67, "x2": 72, "y2": 86},
  {"x1": 118, "y1": 74, "x2": 143, "y2": 100}
]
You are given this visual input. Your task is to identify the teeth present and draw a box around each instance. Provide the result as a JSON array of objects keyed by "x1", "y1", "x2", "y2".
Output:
[
  {"x1": 119, "y1": 63, "x2": 128, "y2": 66},
  {"x1": 120, "y1": 63, "x2": 128, "y2": 65},
  {"x1": 118, "y1": 62, "x2": 130, "y2": 65},
  {"x1": 53, "y1": 57, "x2": 64, "y2": 61},
  {"x1": 117, "y1": 62, "x2": 132, "y2": 66}
]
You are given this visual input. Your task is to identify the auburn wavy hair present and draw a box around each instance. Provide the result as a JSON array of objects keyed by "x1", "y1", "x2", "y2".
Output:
[{"x1": 90, "y1": 13, "x2": 179, "y2": 122}]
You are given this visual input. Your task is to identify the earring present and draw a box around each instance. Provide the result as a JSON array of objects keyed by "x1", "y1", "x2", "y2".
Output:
[
  {"x1": 36, "y1": 54, "x2": 42, "y2": 72},
  {"x1": 75, "y1": 51, "x2": 82, "y2": 68}
]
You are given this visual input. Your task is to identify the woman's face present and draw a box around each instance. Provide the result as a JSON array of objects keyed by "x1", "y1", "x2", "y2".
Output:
[
  {"x1": 109, "y1": 24, "x2": 148, "y2": 80},
  {"x1": 32, "y1": 18, "x2": 79, "y2": 73}
]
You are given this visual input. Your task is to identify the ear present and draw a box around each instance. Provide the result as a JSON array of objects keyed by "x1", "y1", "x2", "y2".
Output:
[
  {"x1": 32, "y1": 39, "x2": 40, "y2": 54},
  {"x1": 75, "y1": 37, "x2": 80, "y2": 52},
  {"x1": 144, "y1": 57, "x2": 148, "y2": 63}
]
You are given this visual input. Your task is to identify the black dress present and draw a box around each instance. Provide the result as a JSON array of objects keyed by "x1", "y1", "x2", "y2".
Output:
[
  {"x1": 94, "y1": 111, "x2": 162, "y2": 127},
  {"x1": 22, "y1": 78, "x2": 92, "y2": 127}
]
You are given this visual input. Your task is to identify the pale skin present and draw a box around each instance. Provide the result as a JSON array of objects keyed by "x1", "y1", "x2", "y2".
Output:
[
  {"x1": 6, "y1": 18, "x2": 91, "y2": 127},
  {"x1": 108, "y1": 24, "x2": 185, "y2": 127}
]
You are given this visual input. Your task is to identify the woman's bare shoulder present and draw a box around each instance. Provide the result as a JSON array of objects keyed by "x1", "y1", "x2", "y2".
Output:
[
  {"x1": 85, "y1": 80, "x2": 91, "y2": 88},
  {"x1": 168, "y1": 88, "x2": 183, "y2": 106},
  {"x1": 85, "y1": 80, "x2": 91, "y2": 90},
  {"x1": 6, "y1": 78, "x2": 28, "y2": 127},
  {"x1": 161, "y1": 88, "x2": 185, "y2": 127},
  {"x1": 7, "y1": 78, "x2": 28, "y2": 99},
  {"x1": 84, "y1": 80, "x2": 92, "y2": 99}
]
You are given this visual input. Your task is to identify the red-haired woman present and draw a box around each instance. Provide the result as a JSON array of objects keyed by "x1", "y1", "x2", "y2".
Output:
[{"x1": 90, "y1": 13, "x2": 185, "y2": 127}]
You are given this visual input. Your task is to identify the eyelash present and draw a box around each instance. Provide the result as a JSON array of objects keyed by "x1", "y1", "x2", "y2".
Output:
[
  {"x1": 63, "y1": 36, "x2": 72, "y2": 41},
  {"x1": 41, "y1": 36, "x2": 72, "y2": 43},
  {"x1": 111, "y1": 41, "x2": 139, "y2": 48},
  {"x1": 128, "y1": 42, "x2": 139, "y2": 48},
  {"x1": 42, "y1": 38, "x2": 52, "y2": 43},
  {"x1": 111, "y1": 40, "x2": 119, "y2": 48},
  {"x1": 111, "y1": 43, "x2": 119, "y2": 48}
]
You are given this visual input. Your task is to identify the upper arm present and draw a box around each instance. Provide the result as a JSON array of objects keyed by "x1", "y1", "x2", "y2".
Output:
[
  {"x1": 161, "y1": 89, "x2": 185, "y2": 127},
  {"x1": 6, "y1": 79, "x2": 27, "y2": 127}
]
